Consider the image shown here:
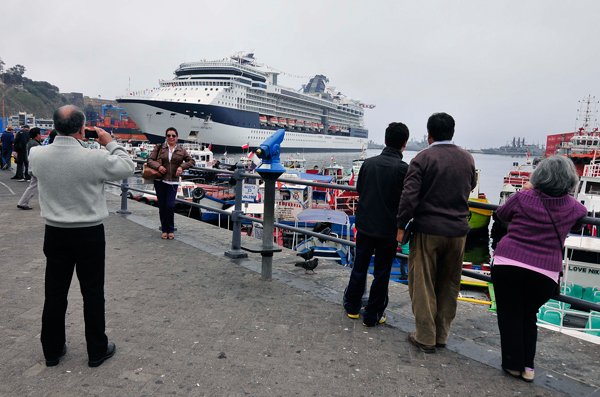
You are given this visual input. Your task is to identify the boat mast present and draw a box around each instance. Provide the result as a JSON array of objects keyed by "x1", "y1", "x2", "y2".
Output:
[{"x1": 575, "y1": 95, "x2": 599, "y2": 134}]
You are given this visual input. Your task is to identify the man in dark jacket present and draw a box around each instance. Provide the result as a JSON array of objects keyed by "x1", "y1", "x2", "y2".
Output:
[
  {"x1": 343, "y1": 122, "x2": 409, "y2": 326},
  {"x1": 397, "y1": 112, "x2": 476, "y2": 353},
  {"x1": 12, "y1": 125, "x2": 31, "y2": 180}
]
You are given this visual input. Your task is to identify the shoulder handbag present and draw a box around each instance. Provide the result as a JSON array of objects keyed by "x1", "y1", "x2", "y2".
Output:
[{"x1": 142, "y1": 145, "x2": 163, "y2": 183}]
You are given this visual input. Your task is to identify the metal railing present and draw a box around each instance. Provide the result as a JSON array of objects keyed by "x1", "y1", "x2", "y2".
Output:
[{"x1": 107, "y1": 163, "x2": 600, "y2": 314}]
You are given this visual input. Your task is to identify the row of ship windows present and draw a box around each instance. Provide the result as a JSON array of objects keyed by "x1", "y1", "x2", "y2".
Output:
[{"x1": 165, "y1": 87, "x2": 220, "y2": 92}]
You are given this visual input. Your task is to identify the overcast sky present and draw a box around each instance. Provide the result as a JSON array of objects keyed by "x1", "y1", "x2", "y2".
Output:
[{"x1": 3, "y1": 0, "x2": 600, "y2": 148}]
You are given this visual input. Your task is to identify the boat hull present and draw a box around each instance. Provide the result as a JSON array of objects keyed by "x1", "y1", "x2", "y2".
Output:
[{"x1": 117, "y1": 99, "x2": 368, "y2": 152}]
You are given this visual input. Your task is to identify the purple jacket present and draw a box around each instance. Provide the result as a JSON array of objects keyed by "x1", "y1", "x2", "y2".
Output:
[{"x1": 494, "y1": 189, "x2": 587, "y2": 272}]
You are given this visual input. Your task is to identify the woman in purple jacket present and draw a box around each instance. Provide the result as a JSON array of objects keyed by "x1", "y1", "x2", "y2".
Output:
[{"x1": 492, "y1": 155, "x2": 587, "y2": 382}]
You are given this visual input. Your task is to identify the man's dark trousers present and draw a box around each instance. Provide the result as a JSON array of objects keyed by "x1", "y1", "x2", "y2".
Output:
[
  {"x1": 15, "y1": 150, "x2": 28, "y2": 178},
  {"x1": 41, "y1": 224, "x2": 109, "y2": 360},
  {"x1": 344, "y1": 232, "x2": 397, "y2": 323}
]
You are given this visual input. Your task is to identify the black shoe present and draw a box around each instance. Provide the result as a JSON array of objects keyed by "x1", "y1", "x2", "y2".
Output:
[
  {"x1": 88, "y1": 341, "x2": 116, "y2": 367},
  {"x1": 45, "y1": 344, "x2": 67, "y2": 367},
  {"x1": 10, "y1": 176, "x2": 21, "y2": 180},
  {"x1": 435, "y1": 343, "x2": 446, "y2": 348},
  {"x1": 17, "y1": 205, "x2": 33, "y2": 210}
]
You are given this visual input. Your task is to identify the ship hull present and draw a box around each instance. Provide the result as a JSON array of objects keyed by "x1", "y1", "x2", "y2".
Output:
[{"x1": 117, "y1": 99, "x2": 368, "y2": 152}]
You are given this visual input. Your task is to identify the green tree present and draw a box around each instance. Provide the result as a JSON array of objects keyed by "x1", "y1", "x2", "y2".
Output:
[{"x1": 2, "y1": 64, "x2": 26, "y2": 85}]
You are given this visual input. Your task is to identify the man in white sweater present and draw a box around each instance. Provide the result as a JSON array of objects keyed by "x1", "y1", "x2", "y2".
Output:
[{"x1": 29, "y1": 105, "x2": 135, "y2": 367}]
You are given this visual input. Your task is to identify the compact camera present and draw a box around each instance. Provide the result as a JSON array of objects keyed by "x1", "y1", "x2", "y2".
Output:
[{"x1": 84, "y1": 128, "x2": 98, "y2": 139}]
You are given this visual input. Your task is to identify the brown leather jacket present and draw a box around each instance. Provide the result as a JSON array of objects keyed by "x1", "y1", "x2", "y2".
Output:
[{"x1": 146, "y1": 143, "x2": 195, "y2": 182}]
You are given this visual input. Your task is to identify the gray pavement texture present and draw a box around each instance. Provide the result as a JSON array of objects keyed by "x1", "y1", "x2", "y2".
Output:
[{"x1": 1, "y1": 170, "x2": 599, "y2": 397}]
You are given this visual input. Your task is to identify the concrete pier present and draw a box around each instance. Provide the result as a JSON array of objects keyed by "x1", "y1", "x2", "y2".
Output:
[{"x1": 1, "y1": 171, "x2": 598, "y2": 396}]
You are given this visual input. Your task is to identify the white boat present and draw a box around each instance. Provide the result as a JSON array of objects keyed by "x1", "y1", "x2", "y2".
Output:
[
  {"x1": 576, "y1": 161, "x2": 600, "y2": 228},
  {"x1": 498, "y1": 157, "x2": 536, "y2": 204},
  {"x1": 116, "y1": 53, "x2": 371, "y2": 152}
]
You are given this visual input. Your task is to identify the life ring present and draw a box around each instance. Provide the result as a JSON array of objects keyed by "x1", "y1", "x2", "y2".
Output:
[
  {"x1": 192, "y1": 187, "x2": 206, "y2": 201},
  {"x1": 293, "y1": 192, "x2": 301, "y2": 201}
]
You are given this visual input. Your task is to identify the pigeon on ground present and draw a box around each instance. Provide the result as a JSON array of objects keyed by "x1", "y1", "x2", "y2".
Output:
[
  {"x1": 295, "y1": 258, "x2": 318, "y2": 274},
  {"x1": 296, "y1": 247, "x2": 315, "y2": 261}
]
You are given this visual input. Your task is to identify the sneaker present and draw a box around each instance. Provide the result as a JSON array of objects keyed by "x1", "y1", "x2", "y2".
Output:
[
  {"x1": 17, "y1": 205, "x2": 33, "y2": 210},
  {"x1": 521, "y1": 367, "x2": 535, "y2": 382},
  {"x1": 346, "y1": 311, "x2": 360, "y2": 320},
  {"x1": 407, "y1": 332, "x2": 436, "y2": 353},
  {"x1": 363, "y1": 313, "x2": 386, "y2": 327},
  {"x1": 10, "y1": 176, "x2": 21, "y2": 180},
  {"x1": 18, "y1": 178, "x2": 28, "y2": 182}
]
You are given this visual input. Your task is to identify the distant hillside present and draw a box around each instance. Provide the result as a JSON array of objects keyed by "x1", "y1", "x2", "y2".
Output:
[{"x1": 0, "y1": 79, "x2": 79, "y2": 118}]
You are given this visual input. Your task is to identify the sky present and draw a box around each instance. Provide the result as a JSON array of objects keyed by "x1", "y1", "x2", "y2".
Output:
[{"x1": 2, "y1": 0, "x2": 600, "y2": 149}]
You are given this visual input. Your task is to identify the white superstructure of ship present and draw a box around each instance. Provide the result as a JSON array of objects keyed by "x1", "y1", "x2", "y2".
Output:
[{"x1": 117, "y1": 53, "x2": 373, "y2": 152}]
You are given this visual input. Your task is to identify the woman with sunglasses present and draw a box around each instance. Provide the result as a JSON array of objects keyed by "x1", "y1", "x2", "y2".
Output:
[{"x1": 146, "y1": 127, "x2": 195, "y2": 239}]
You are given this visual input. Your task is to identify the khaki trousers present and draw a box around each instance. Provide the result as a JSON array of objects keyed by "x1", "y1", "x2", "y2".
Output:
[{"x1": 408, "y1": 232, "x2": 466, "y2": 346}]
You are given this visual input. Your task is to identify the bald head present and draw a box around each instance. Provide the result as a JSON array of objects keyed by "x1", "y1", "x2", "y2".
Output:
[{"x1": 53, "y1": 105, "x2": 85, "y2": 135}]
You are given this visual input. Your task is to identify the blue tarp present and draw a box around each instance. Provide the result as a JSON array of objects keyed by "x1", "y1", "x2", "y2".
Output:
[{"x1": 299, "y1": 172, "x2": 334, "y2": 183}]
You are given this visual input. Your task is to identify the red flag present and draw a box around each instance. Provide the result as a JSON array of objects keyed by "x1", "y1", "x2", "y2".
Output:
[
  {"x1": 208, "y1": 143, "x2": 212, "y2": 151},
  {"x1": 349, "y1": 171, "x2": 355, "y2": 186},
  {"x1": 241, "y1": 143, "x2": 249, "y2": 150},
  {"x1": 247, "y1": 151, "x2": 254, "y2": 159}
]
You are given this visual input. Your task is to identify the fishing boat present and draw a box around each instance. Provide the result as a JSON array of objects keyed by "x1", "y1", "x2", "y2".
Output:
[
  {"x1": 468, "y1": 170, "x2": 493, "y2": 232},
  {"x1": 117, "y1": 53, "x2": 371, "y2": 152},
  {"x1": 552, "y1": 95, "x2": 600, "y2": 175},
  {"x1": 498, "y1": 157, "x2": 536, "y2": 204},
  {"x1": 292, "y1": 209, "x2": 353, "y2": 266}
]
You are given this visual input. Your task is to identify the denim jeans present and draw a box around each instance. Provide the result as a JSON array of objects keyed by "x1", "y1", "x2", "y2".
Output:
[{"x1": 154, "y1": 180, "x2": 178, "y2": 233}]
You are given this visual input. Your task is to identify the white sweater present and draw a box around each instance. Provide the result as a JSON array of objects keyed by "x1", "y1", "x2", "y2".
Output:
[{"x1": 29, "y1": 136, "x2": 135, "y2": 228}]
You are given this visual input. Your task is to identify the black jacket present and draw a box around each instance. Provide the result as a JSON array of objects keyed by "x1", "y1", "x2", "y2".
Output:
[{"x1": 355, "y1": 147, "x2": 408, "y2": 239}]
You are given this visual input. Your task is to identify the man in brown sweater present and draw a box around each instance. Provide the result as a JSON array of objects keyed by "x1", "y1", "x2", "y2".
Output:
[{"x1": 396, "y1": 112, "x2": 476, "y2": 353}]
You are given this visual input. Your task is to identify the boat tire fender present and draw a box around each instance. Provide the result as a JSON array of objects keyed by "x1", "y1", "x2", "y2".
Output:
[{"x1": 192, "y1": 187, "x2": 206, "y2": 201}]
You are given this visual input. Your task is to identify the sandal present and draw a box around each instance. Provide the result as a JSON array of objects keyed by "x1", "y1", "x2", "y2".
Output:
[
  {"x1": 161, "y1": 232, "x2": 168, "y2": 240},
  {"x1": 168, "y1": 233, "x2": 175, "y2": 240}
]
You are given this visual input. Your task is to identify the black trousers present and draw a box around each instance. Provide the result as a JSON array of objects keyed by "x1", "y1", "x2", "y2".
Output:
[
  {"x1": 491, "y1": 265, "x2": 556, "y2": 371},
  {"x1": 154, "y1": 180, "x2": 178, "y2": 233},
  {"x1": 15, "y1": 150, "x2": 28, "y2": 178},
  {"x1": 343, "y1": 232, "x2": 397, "y2": 323},
  {"x1": 41, "y1": 224, "x2": 108, "y2": 360}
]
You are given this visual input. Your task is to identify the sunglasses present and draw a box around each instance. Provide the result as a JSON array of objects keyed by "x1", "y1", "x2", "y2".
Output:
[{"x1": 166, "y1": 134, "x2": 177, "y2": 138}]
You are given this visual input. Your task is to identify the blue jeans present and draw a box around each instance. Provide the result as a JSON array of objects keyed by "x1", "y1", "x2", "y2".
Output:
[
  {"x1": 154, "y1": 180, "x2": 178, "y2": 233},
  {"x1": 343, "y1": 232, "x2": 397, "y2": 324},
  {"x1": 1, "y1": 149, "x2": 12, "y2": 169}
]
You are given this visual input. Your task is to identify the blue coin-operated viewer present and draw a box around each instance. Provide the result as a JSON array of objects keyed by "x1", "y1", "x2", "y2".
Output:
[{"x1": 255, "y1": 129, "x2": 286, "y2": 174}]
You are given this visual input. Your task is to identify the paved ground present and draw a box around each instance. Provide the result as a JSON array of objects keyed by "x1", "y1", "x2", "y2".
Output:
[{"x1": 1, "y1": 170, "x2": 599, "y2": 396}]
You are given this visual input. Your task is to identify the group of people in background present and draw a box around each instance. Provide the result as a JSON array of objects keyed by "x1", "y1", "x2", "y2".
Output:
[
  {"x1": 344, "y1": 112, "x2": 586, "y2": 384},
  {"x1": 1, "y1": 124, "x2": 57, "y2": 209}
]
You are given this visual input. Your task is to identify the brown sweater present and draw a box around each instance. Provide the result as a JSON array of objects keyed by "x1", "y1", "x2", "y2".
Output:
[{"x1": 396, "y1": 143, "x2": 476, "y2": 237}]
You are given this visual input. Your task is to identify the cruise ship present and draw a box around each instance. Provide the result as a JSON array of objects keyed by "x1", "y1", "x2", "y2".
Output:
[{"x1": 116, "y1": 53, "x2": 372, "y2": 152}]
